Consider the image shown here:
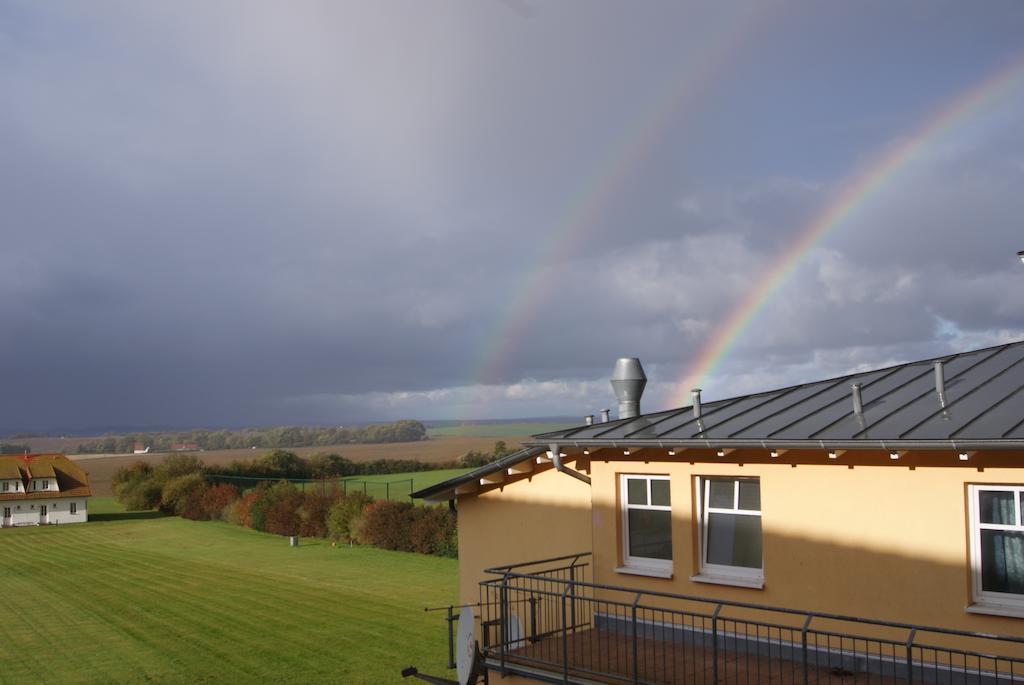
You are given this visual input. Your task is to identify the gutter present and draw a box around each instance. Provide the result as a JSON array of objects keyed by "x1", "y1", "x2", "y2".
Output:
[
  {"x1": 522, "y1": 438, "x2": 1024, "y2": 452},
  {"x1": 548, "y1": 443, "x2": 591, "y2": 485}
]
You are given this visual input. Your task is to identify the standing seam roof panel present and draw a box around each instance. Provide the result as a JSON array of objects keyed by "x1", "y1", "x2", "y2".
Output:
[{"x1": 856, "y1": 348, "x2": 1024, "y2": 438}]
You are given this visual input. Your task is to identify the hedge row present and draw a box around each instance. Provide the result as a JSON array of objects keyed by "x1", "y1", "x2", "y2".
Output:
[{"x1": 112, "y1": 456, "x2": 457, "y2": 557}]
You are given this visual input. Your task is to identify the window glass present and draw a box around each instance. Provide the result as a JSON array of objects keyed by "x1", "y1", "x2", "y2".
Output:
[
  {"x1": 701, "y1": 476, "x2": 763, "y2": 577},
  {"x1": 980, "y1": 491, "x2": 1016, "y2": 525},
  {"x1": 707, "y1": 513, "x2": 763, "y2": 569},
  {"x1": 627, "y1": 478, "x2": 647, "y2": 506},
  {"x1": 738, "y1": 480, "x2": 761, "y2": 511},
  {"x1": 708, "y1": 479, "x2": 734, "y2": 509},
  {"x1": 650, "y1": 479, "x2": 671, "y2": 507},
  {"x1": 980, "y1": 530, "x2": 1024, "y2": 594},
  {"x1": 627, "y1": 510, "x2": 672, "y2": 560},
  {"x1": 622, "y1": 475, "x2": 671, "y2": 568}
]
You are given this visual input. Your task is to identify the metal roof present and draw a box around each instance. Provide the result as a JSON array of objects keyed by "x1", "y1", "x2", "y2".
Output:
[
  {"x1": 413, "y1": 341, "x2": 1024, "y2": 501},
  {"x1": 529, "y1": 340, "x2": 1024, "y2": 450}
]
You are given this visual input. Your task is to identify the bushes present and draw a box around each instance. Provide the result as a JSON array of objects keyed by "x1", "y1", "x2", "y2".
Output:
[
  {"x1": 109, "y1": 455, "x2": 457, "y2": 558},
  {"x1": 326, "y1": 491, "x2": 373, "y2": 543},
  {"x1": 356, "y1": 501, "x2": 457, "y2": 557},
  {"x1": 199, "y1": 483, "x2": 239, "y2": 520}
]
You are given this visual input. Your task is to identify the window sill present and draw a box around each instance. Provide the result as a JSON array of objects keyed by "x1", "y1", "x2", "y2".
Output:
[
  {"x1": 966, "y1": 603, "x2": 1024, "y2": 619},
  {"x1": 690, "y1": 573, "x2": 764, "y2": 590},
  {"x1": 614, "y1": 566, "x2": 673, "y2": 579}
]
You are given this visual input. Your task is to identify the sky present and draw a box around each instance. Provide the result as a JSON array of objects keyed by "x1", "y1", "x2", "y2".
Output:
[{"x1": 3, "y1": 1, "x2": 1024, "y2": 432}]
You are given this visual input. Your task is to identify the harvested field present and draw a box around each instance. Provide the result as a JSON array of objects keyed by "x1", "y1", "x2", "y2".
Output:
[{"x1": 69, "y1": 435, "x2": 521, "y2": 496}]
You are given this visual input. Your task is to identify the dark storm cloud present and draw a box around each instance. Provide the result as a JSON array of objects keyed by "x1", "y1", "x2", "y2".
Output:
[{"x1": 2, "y1": 1, "x2": 1024, "y2": 430}]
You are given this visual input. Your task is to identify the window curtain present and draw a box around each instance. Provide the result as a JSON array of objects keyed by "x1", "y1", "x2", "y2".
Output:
[{"x1": 981, "y1": 493, "x2": 1024, "y2": 594}]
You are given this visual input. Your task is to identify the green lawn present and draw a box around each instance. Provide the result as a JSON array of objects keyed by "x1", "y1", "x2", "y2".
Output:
[
  {"x1": 339, "y1": 468, "x2": 471, "y2": 502},
  {"x1": 0, "y1": 498, "x2": 457, "y2": 684}
]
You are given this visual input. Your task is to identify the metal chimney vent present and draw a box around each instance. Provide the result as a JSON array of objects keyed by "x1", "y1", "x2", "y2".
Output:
[
  {"x1": 691, "y1": 388, "x2": 702, "y2": 419},
  {"x1": 851, "y1": 383, "x2": 863, "y2": 416},
  {"x1": 600, "y1": 409, "x2": 611, "y2": 423},
  {"x1": 934, "y1": 360, "x2": 947, "y2": 407},
  {"x1": 584, "y1": 415, "x2": 594, "y2": 426},
  {"x1": 610, "y1": 358, "x2": 647, "y2": 420}
]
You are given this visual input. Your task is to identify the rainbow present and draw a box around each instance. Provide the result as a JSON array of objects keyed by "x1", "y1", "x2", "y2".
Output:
[
  {"x1": 474, "y1": 5, "x2": 772, "y2": 387},
  {"x1": 669, "y1": 51, "x2": 1024, "y2": 407}
]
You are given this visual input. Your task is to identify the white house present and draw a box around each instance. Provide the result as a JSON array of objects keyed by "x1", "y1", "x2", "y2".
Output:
[{"x1": 0, "y1": 454, "x2": 91, "y2": 527}]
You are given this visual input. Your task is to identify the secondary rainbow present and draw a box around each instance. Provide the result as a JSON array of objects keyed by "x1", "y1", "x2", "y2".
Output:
[
  {"x1": 670, "y1": 51, "x2": 1024, "y2": 407},
  {"x1": 473, "y1": 5, "x2": 772, "y2": 387}
]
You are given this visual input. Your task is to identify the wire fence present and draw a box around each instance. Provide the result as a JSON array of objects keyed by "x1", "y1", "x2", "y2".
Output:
[{"x1": 203, "y1": 474, "x2": 415, "y2": 502}]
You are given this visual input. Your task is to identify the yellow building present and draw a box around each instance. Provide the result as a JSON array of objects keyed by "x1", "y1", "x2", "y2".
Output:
[{"x1": 414, "y1": 342, "x2": 1024, "y2": 684}]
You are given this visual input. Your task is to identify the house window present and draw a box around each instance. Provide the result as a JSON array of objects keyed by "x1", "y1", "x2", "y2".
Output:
[
  {"x1": 2, "y1": 481, "x2": 7, "y2": 492},
  {"x1": 620, "y1": 474, "x2": 672, "y2": 572},
  {"x1": 696, "y1": 477, "x2": 763, "y2": 586},
  {"x1": 969, "y1": 485, "x2": 1024, "y2": 612},
  {"x1": 70, "y1": 503, "x2": 77, "y2": 515}
]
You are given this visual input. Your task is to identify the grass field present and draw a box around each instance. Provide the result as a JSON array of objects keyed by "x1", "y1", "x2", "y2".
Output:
[
  {"x1": 0, "y1": 498, "x2": 457, "y2": 684},
  {"x1": 72, "y1": 435, "x2": 518, "y2": 496},
  {"x1": 339, "y1": 468, "x2": 471, "y2": 502},
  {"x1": 217, "y1": 468, "x2": 472, "y2": 502}
]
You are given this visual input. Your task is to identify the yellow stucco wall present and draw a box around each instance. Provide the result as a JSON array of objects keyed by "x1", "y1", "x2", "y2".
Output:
[
  {"x1": 457, "y1": 450, "x2": 1024, "y2": 682},
  {"x1": 456, "y1": 461, "x2": 593, "y2": 605},
  {"x1": 589, "y1": 451, "x2": 1024, "y2": 637}
]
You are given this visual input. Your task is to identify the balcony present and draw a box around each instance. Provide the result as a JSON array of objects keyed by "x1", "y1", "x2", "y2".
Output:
[{"x1": 470, "y1": 553, "x2": 1024, "y2": 685}]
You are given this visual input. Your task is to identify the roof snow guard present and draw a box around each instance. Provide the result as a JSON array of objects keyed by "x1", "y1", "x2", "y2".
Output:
[{"x1": 413, "y1": 341, "x2": 1024, "y2": 501}]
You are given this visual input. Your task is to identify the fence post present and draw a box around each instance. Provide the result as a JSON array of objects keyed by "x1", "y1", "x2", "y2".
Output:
[
  {"x1": 801, "y1": 614, "x2": 813, "y2": 685},
  {"x1": 363, "y1": 481, "x2": 367, "y2": 495},
  {"x1": 905, "y1": 628, "x2": 917, "y2": 685},
  {"x1": 500, "y1": 572, "x2": 510, "y2": 674},
  {"x1": 446, "y1": 605, "x2": 456, "y2": 670},
  {"x1": 409, "y1": 478, "x2": 414, "y2": 502},
  {"x1": 711, "y1": 603, "x2": 722, "y2": 685},
  {"x1": 632, "y1": 593, "x2": 642, "y2": 685},
  {"x1": 562, "y1": 582, "x2": 572, "y2": 683},
  {"x1": 528, "y1": 596, "x2": 538, "y2": 642},
  {"x1": 569, "y1": 563, "x2": 577, "y2": 630},
  {"x1": 386, "y1": 481, "x2": 390, "y2": 501}
]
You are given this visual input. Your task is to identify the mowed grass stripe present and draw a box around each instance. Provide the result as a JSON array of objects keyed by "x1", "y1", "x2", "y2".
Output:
[
  {"x1": 0, "y1": 513, "x2": 455, "y2": 684},
  {"x1": 5, "y1": 525, "x2": 433, "y2": 680},
  {"x1": 1, "y1": 532, "x2": 269, "y2": 683}
]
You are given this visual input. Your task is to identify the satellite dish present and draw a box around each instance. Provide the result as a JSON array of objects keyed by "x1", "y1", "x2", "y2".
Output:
[
  {"x1": 504, "y1": 612, "x2": 525, "y2": 650},
  {"x1": 455, "y1": 606, "x2": 481, "y2": 685}
]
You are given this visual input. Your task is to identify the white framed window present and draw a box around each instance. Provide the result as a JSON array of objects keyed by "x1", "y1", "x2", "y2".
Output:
[
  {"x1": 695, "y1": 477, "x2": 763, "y2": 587},
  {"x1": 968, "y1": 485, "x2": 1024, "y2": 613},
  {"x1": 620, "y1": 474, "x2": 672, "y2": 573},
  {"x1": 2, "y1": 481, "x2": 8, "y2": 492},
  {"x1": 70, "y1": 502, "x2": 77, "y2": 515}
]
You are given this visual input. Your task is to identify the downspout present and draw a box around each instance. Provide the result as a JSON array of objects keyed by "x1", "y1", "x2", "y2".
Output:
[{"x1": 548, "y1": 443, "x2": 591, "y2": 485}]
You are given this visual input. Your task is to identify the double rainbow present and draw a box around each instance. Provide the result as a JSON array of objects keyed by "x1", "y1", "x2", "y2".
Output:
[
  {"x1": 669, "y1": 51, "x2": 1024, "y2": 407},
  {"x1": 474, "y1": 5, "x2": 771, "y2": 386}
]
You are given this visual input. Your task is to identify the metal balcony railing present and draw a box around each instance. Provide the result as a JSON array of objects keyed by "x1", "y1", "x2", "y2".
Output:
[{"x1": 473, "y1": 553, "x2": 1024, "y2": 685}]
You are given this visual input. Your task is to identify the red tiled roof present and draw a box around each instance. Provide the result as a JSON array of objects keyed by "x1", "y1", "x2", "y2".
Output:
[{"x1": 0, "y1": 454, "x2": 91, "y2": 501}]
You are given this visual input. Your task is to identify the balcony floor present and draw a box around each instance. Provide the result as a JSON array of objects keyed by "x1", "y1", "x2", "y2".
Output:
[{"x1": 496, "y1": 627, "x2": 910, "y2": 684}]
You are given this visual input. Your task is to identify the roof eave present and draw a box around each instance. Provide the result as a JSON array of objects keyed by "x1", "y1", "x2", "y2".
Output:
[
  {"x1": 411, "y1": 446, "x2": 547, "y2": 501},
  {"x1": 522, "y1": 438, "x2": 1024, "y2": 451}
]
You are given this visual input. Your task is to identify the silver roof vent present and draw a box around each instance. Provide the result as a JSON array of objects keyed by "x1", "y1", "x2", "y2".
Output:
[
  {"x1": 600, "y1": 408, "x2": 611, "y2": 423},
  {"x1": 691, "y1": 388, "x2": 702, "y2": 419},
  {"x1": 851, "y1": 383, "x2": 864, "y2": 416},
  {"x1": 934, "y1": 360, "x2": 947, "y2": 407},
  {"x1": 584, "y1": 415, "x2": 594, "y2": 426},
  {"x1": 610, "y1": 358, "x2": 647, "y2": 420}
]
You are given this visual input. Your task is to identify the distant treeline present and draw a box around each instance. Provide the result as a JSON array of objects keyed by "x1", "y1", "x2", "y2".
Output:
[
  {"x1": 0, "y1": 443, "x2": 30, "y2": 455},
  {"x1": 212, "y1": 441, "x2": 513, "y2": 481},
  {"x1": 74, "y1": 420, "x2": 428, "y2": 454}
]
